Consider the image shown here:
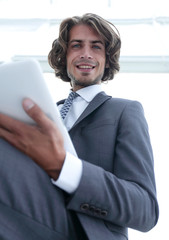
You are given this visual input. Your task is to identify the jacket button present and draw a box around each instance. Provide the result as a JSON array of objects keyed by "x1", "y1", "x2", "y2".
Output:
[
  {"x1": 80, "y1": 203, "x2": 89, "y2": 211},
  {"x1": 89, "y1": 206, "x2": 95, "y2": 213},
  {"x1": 94, "y1": 208, "x2": 101, "y2": 215},
  {"x1": 101, "y1": 210, "x2": 108, "y2": 217}
]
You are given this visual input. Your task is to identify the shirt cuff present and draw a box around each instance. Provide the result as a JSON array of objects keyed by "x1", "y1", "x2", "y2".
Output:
[{"x1": 51, "y1": 151, "x2": 83, "y2": 194}]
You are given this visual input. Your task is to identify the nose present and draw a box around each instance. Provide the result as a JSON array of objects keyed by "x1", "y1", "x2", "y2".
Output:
[{"x1": 80, "y1": 46, "x2": 93, "y2": 59}]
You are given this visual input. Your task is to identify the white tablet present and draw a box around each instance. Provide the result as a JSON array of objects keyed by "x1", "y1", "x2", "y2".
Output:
[{"x1": 0, "y1": 59, "x2": 77, "y2": 157}]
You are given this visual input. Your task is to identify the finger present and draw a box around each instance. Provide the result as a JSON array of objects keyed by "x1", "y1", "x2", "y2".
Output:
[
  {"x1": 0, "y1": 113, "x2": 25, "y2": 132},
  {"x1": 0, "y1": 127, "x2": 19, "y2": 147},
  {"x1": 22, "y1": 98, "x2": 52, "y2": 128}
]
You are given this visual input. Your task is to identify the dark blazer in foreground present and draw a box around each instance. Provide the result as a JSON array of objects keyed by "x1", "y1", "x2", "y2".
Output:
[{"x1": 59, "y1": 91, "x2": 159, "y2": 239}]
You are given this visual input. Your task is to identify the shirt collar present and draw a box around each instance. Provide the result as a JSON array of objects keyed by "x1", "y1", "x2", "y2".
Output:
[{"x1": 75, "y1": 85, "x2": 102, "y2": 103}]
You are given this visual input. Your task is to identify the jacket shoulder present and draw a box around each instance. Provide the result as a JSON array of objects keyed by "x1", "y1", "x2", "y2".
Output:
[{"x1": 103, "y1": 93, "x2": 143, "y2": 113}]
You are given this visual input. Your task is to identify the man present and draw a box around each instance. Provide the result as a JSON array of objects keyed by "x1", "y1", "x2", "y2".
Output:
[{"x1": 0, "y1": 13, "x2": 158, "y2": 240}]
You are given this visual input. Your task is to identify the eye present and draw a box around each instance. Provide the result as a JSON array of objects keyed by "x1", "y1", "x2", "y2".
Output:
[
  {"x1": 92, "y1": 45, "x2": 101, "y2": 49},
  {"x1": 72, "y1": 43, "x2": 81, "y2": 48}
]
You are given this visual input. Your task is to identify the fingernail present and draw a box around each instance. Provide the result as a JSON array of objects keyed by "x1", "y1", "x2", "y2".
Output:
[{"x1": 23, "y1": 98, "x2": 35, "y2": 111}]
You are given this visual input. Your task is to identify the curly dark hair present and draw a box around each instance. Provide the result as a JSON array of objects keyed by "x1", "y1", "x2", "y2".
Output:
[{"x1": 48, "y1": 13, "x2": 121, "y2": 82}]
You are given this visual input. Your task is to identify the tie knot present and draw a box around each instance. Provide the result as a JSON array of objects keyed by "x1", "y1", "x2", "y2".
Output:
[
  {"x1": 60, "y1": 91, "x2": 78, "y2": 120},
  {"x1": 68, "y1": 91, "x2": 78, "y2": 101}
]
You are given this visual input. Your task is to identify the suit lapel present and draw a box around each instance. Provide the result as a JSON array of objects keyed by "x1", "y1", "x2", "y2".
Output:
[{"x1": 72, "y1": 91, "x2": 111, "y2": 128}]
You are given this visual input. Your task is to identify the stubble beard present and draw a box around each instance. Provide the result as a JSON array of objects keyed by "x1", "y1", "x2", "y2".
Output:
[{"x1": 68, "y1": 72, "x2": 103, "y2": 89}]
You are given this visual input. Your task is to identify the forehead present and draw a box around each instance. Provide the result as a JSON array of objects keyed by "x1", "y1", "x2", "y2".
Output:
[{"x1": 68, "y1": 24, "x2": 104, "y2": 43}]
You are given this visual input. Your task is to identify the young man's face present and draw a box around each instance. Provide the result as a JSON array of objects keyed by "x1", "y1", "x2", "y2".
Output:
[{"x1": 66, "y1": 24, "x2": 106, "y2": 91}]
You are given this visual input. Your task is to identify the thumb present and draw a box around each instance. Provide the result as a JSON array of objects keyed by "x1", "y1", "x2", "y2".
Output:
[
  {"x1": 22, "y1": 98, "x2": 35, "y2": 111},
  {"x1": 22, "y1": 98, "x2": 49, "y2": 127}
]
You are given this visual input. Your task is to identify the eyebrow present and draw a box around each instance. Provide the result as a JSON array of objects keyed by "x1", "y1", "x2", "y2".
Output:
[{"x1": 69, "y1": 39, "x2": 104, "y2": 45}]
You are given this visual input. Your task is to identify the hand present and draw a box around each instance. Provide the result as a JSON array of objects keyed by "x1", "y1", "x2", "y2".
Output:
[{"x1": 0, "y1": 98, "x2": 66, "y2": 180}]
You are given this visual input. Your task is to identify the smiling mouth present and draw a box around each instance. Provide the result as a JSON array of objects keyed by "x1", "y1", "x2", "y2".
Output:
[{"x1": 76, "y1": 65, "x2": 95, "y2": 70}]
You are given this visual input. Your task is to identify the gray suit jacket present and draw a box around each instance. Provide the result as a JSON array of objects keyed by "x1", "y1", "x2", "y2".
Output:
[{"x1": 59, "y1": 91, "x2": 159, "y2": 240}]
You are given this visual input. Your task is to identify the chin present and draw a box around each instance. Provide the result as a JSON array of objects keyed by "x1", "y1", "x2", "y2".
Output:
[
  {"x1": 68, "y1": 72, "x2": 103, "y2": 88},
  {"x1": 74, "y1": 79, "x2": 99, "y2": 88}
]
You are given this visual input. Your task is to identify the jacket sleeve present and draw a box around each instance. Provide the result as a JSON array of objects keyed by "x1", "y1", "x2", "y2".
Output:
[{"x1": 66, "y1": 100, "x2": 159, "y2": 232}]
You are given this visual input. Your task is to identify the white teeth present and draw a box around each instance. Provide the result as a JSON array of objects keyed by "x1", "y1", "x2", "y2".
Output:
[{"x1": 78, "y1": 65, "x2": 93, "y2": 69}]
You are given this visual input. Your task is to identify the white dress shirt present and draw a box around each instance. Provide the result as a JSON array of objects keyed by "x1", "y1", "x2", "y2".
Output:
[{"x1": 52, "y1": 84, "x2": 103, "y2": 193}]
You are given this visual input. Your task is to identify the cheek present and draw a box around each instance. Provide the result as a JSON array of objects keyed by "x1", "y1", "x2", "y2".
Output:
[
  {"x1": 99, "y1": 58, "x2": 106, "y2": 71},
  {"x1": 66, "y1": 57, "x2": 72, "y2": 71},
  {"x1": 96, "y1": 53, "x2": 106, "y2": 65},
  {"x1": 66, "y1": 54, "x2": 76, "y2": 69},
  {"x1": 67, "y1": 59, "x2": 77, "y2": 75}
]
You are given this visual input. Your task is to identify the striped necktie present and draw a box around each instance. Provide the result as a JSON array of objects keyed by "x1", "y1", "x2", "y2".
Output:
[{"x1": 60, "y1": 91, "x2": 78, "y2": 120}]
